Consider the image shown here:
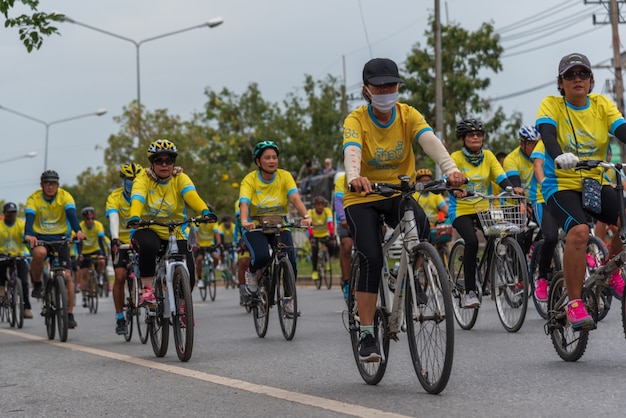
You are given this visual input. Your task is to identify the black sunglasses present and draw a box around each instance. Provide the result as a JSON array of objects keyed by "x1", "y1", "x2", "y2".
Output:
[
  {"x1": 152, "y1": 157, "x2": 176, "y2": 166},
  {"x1": 562, "y1": 70, "x2": 592, "y2": 81}
]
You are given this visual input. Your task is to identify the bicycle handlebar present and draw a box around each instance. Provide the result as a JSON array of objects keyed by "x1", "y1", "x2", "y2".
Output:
[
  {"x1": 131, "y1": 216, "x2": 214, "y2": 231},
  {"x1": 348, "y1": 176, "x2": 467, "y2": 196}
]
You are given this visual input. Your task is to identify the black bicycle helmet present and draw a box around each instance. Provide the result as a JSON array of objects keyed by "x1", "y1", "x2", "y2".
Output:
[
  {"x1": 221, "y1": 214, "x2": 232, "y2": 223},
  {"x1": 40, "y1": 170, "x2": 60, "y2": 182},
  {"x1": 82, "y1": 206, "x2": 96, "y2": 218},
  {"x1": 455, "y1": 119, "x2": 484, "y2": 140}
]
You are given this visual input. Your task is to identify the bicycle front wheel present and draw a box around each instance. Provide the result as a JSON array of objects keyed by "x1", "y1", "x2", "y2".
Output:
[
  {"x1": 252, "y1": 285, "x2": 269, "y2": 338},
  {"x1": 12, "y1": 280, "x2": 24, "y2": 329},
  {"x1": 276, "y1": 257, "x2": 298, "y2": 341},
  {"x1": 124, "y1": 276, "x2": 135, "y2": 342},
  {"x1": 88, "y1": 270, "x2": 99, "y2": 314},
  {"x1": 348, "y1": 256, "x2": 389, "y2": 385},
  {"x1": 547, "y1": 272, "x2": 592, "y2": 362},
  {"x1": 208, "y1": 268, "x2": 217, "y2": 301},
  {"x1": 405, "y1": 242, "x2": 454, "y2": 394},
  {"x1": 172, "y1": 266, "x2": 194, "y2": 362},
  {"x1": 492, "y1": 236, "x2": 529, "y2": 333},
  {"x1": 54, "y1": 274, "x2": 69, "y2": 342},
  {"x1": 448, "y1": 240, "x2": 479, "y2": 330},
  {"x1": 585, "y1": 236, "x2": 609, "y2": 321},
  {"x1": 149, "y1": 282, "x2": 169, "y2": 357},
  {"x1": 324, "y1": 249, "x2": 332, "y2": 290},
  {"x1": 44, "y1": 281, "x2": 55, "y2": 340}
]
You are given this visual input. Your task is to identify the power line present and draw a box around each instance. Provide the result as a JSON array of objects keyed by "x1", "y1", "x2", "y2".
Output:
[
  {"x1": 502, "y1": 25, "x2": 604, "y2": 58},
  {"x1": 496, "y1": 0, "x2": 578, "y2": 34},
  {"x1": 500, "y1": 8, "x2": 599, "y2": 43},
  {"x1": 489, "y1": 80, "x2": 555, "y2": 101},
  {"x1": 504, "y1": 13, "x2": 597, "y2": 50}
]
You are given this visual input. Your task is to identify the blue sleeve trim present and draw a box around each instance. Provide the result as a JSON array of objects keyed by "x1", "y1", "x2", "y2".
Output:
[
  {"x1": 287, "y1": 188, "x2": 298, "y2": 197},
  {"x1": 609, "y1": 119, "x2": 626, "y2": 135},
  {"x1": 495, "y1": 173, "x2": 507, "y2": 184},
  {"x1": 131, "y1": 194, "x2": 146, "y2": 204},
  {"x1": 415, "y1": 127, "x2": 434, "y2": 142},
  {"x1": 342, "y1": 142, "x2": 362, "y2": 153},
  {"x1": 181, "y1": 184, "x2": 195, "y2": 196}
]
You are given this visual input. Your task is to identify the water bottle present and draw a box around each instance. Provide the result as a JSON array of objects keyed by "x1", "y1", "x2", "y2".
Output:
[{"x1": 389, "y1": 262, "x2": 399, "y2": 292}]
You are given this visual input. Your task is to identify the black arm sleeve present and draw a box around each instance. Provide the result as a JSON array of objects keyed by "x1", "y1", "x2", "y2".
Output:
[
  {"x1": 498, "y1": 178, "x2": 514, "y2": 190},
  {"x1": 614, "y1": 124, "x2": 626, "y2": 144},
  {"x1": 507, "y1": 175, "x2": 522, "y2": 188},
  {"x1": 538, "y1": 124, "x2": 562, "y2": 160}
]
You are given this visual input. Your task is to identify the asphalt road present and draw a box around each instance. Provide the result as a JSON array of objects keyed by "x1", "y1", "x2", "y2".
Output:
[{"x1": 1, "y1": 283, "x2": 626, "y2": 418}]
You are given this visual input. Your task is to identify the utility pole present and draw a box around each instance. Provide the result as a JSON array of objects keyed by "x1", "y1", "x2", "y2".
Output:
[
  {"x1": 585, "y1": 0, "x2": 626, "y2": 157},
  {"x1": 434, "y1": 0, "x2": 444, "y2": 179}
]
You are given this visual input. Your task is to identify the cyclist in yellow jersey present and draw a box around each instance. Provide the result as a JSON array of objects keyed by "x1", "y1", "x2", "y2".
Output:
[
  {"x1": 449, "y1": 119, "x2": 524, "y2": 310},
  {"x1": 194, "y1": 207, "x2": 221, "y2": 290},
  {"x1": 127, "y1": 139, "x2": 217, "y2": 305},
  {"x1": 239, "y1": 141, "x2": 312, "y2": 316},
  {"x1": 343, "y1": 58, "x2": 465, "y2": 361},
  {"x1": 536, "y1": 52, "x2": 626, "y2": 329},
  {"x1": 107, "y1": 162, "x2": 142, "y2": 335},
  {"x1": 413, "y1": 168, "x2": 448, "y2": 225},
  {"x1": 217, "y1": 214, "x2": 237, "y2": 278},
  {"x1": 77, "y1": 206, "x2": 107, "y2": 308},
  {"x1": 0, "y1": 202, "x2": 33, "y2": 318},
  {"x1": 24, "y1": 170, "x2": 85, "y2": 329},
  {"x1": 234, "y1": 200, "x2": 252, "y2": 306},
  {"x1": 307, "y1": 195, "x2": 335, "y2": 282},
  {"x1": 333, "y1": 172, "x2": 353, "y2": 302}
]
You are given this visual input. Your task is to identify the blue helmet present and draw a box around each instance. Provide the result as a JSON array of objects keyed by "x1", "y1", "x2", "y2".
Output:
[
  {"x1": 253, "y1": 140, "x2": 279, "y2": 159},
  {"x1": 518, "y1": 125, "x2": 540, "y2": 142}
]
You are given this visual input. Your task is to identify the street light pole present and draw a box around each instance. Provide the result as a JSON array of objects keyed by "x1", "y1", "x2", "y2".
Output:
[
  {"x1": 0, "y1": 105, "x2": 107, "y2": 170},
  {"x1": 60, "y1": 16, "x2": 224, "y2": 137},
  {"x1": 0, "y1": 151, "x2": 37, "y2": 165}
]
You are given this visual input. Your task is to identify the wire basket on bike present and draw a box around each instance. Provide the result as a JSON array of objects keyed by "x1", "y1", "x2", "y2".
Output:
[{"x1": 474, "y1": 195, "x2": 527, "y2": 236}]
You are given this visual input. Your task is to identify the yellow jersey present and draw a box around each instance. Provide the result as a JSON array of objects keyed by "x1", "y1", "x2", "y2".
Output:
[
  {"x1": 105, "y1": 187, "x2": 133, "y2": 244},
  {"x1": 529, "y1": 141, "x2": 546, "y2": 204},
  {"x1": 25, "y1": 188, "x2": 77, "y2": 236},
  {"x1": 503, "y1": 145, "x2": 534, "y2": 190},
  {"x1": 239, "y1": 168, "x2": 298, "y2": 219},
  {"x1": 308, "y1": 207, "x2": 333, "y2": 238},
  {"x1": 217, "y1": 222, "x2": 236, "y2": 245},
  {"x1": 79, "y1": 219, "x2": 105, "y2": 254},
  {"x1": 0, "y1": 218, "x2": 29, "y2": 256},
  {"x1": 414, "y1": 192, "x2": 446, "y2": 225}
]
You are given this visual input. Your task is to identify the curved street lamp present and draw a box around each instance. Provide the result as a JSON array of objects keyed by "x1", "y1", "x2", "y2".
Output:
[
  {"x1": 0, "y1": 151, "x2": 37, "y2": 165},
  {"x1": 59, "y1": 15, "x2": 224, "y2": 136},
  {"x1": 0, "y1": 105, "x2": 107, "y2": 170}
]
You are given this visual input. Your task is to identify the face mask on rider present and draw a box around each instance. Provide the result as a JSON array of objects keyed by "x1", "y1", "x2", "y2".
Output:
[
  {"x1": 365, "y1": 86, "x2": 398, "y2": 112},
  {"x1": 123, "y1": 178, "x2": 134, "y2": 196}
]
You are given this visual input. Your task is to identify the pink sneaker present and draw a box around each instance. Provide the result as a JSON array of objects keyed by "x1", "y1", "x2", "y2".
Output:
[
  {"x1": 534, "y1": 278, "x2": 548, "y2": 302},
  {"x1": 609, "y1": 269, "x2": 624, "y2": 301},
  {"x1": 139, "y1": 287, "x2": 156, "y2": 305},
  {"x1": 566, "y1": 299, "x2": 595, "y2": 330}
]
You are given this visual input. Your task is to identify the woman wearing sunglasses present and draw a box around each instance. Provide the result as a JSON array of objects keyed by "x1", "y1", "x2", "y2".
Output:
[
  {"x1": 536, "y1": 52, "x2": 626, "y2": 330},
  {"x1": 127, "y1": 139, "x2": 217, "y2": 305}
]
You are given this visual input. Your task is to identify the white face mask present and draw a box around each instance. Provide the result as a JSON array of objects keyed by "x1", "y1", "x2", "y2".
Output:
[{"x1": 365, "y1": 87, "x2": 398, "y2": 112}]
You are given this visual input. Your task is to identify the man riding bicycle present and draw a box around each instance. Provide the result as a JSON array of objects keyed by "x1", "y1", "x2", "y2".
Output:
[
  {"x1": 307, "y1": 195, "x2": 335, "y2": 283},
  {"x1": 77, "y1": 206, "x2": 107, "y2": 309}
]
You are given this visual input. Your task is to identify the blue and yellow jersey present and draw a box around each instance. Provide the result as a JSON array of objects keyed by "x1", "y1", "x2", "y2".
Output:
[
  {"x1": 25, "y1": 188, "x2": 76, "y2": 236},
  {"x1": 529, "y1": 141, "x2": 546, "y2": 205},
  {"x1": 79, "y1": 219, "x2": 105, "y2": 254},
  {"x1": 536, "y1": 94, "x2": 626, "y2": 201},
  {"x1": 130, "y1": 170, "x2": 208, "y2": 240},
  {"x1": 308, "y1": 207, "x2": 333, "y2": 238},
  {"x1": 414, "y1": 192, "x2": 446, "y2": 226},
  {"x1": 333, "y1": 173, "x2": 347, "y2": 223},
  {"x1": 503, "y1": 145, "x2": 535, "y2": 191},
  {"x1": 0, "y1": 218, "x2": 29, "y2": 256},
  {"x1": 449, "y1": 150, "x2": 506, "y2": 221},
  {"x1": 105, "y1": 187, "x2": 133, "y2": 244},
  {"x1": 342, "y1": 103, "x2": 432, "y2": 208},
  {"x1": 217, "y1": 222, "x2": 236, "y2": 245},
  {"x1": 195, "y1": 223, "x2": 216, "y2": 248},
  {"x1": 239, "y1": 168, "x2": 298, "y2": 219}
]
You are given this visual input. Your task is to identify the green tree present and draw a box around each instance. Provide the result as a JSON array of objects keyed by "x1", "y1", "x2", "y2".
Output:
[{"x1": 1, "y1": 1, "x2": 62, "y2": 51}]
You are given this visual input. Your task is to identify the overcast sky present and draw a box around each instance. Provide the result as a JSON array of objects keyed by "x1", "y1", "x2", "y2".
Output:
[{"x1": 0, "y1": 0, "x2": 620, "y2": 205}]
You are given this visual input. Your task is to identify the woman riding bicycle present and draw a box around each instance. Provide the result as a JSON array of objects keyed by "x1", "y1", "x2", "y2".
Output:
[
  {"x1": 307, "y1": 195, "x2": 335, "y2": 283},
  {"x1": 238, "y1": 140, "x2": 312, "y2": 315},
  {"x1": 449, "y1": 119, "x2": 523, "y2": 309},
  {"x1": 343, "y1": 58, "x2": 465, "y2": 362},
  {"x1": 127, "y1": 139, "x2": 216, "y2": 304},
  {"x1": 536, "y1": 52, "x2": 626, "y2": 330}
]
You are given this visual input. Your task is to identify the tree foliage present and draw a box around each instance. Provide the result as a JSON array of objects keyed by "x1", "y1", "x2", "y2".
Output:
[{"x1": 1, "y1": 1, "x2": 62, "y2": 52}]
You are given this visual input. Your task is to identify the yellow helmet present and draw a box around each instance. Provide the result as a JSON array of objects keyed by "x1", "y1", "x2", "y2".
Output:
[
  {"x1": 416, "y1": 168, "x2": 433, "y2": 180},
  {"x1": 147, "y1": 139, "x2": 178, "y2": 159},
  {"x1": 119, "y1": 162, "x2": 143, "y2": 179}
]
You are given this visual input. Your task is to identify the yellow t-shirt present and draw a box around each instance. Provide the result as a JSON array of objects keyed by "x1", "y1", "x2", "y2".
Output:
[
  {"x1": 449, "y1": 149, "x2": 506, "y2": 221},
  {"x1": 536, "y1": 94, "x2": 626, "y2": 201},
  {"x1": 196, "y1": 223, "x2": 216, "y2": 247},
  {"x1": 239, "y1": 168, "x2": 298, "y2": 219},
  {"x1": 25, "y1": 188, "x2": 77, "y2": 236},
  {"x1": 105, "y1": 187, "x2": 133, "y2": 244},
  {"x1": 217, "y1": 222, "x2": 236, "y2": 245},
  {"x1": 529, "y1": 141, "x2": 546, "y2": 204},
  {"x1": 414, "y1": 192, "x2": 446, "y2": 225},
  {"x1": 130, "y1": 170, "x2": 208, "y2": 240},
  {"x1": 342, "y1": 103, "x2": 432, "y2": 208},
  {"x1": 503, "y1": 145, "x2": 534, "y2": 190},
  {"x1": 308, "y1": 207, "x2": 333, "y2": 238},
  {"x1": 79, "y1": 220, "x2": 105, "y2": 254},
  {"x1": 0, "y1": 218, "x2": 29, "y2": 256}
]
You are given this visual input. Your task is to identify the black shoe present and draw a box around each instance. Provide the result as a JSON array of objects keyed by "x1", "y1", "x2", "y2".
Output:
[
  {"x1": 358, "y1": 333, "x2": 381, "y2": 362},
  {"x1": 116, "y1": 318, "x2": 128, "y2": 335},
  {"x1": 68, "y1": 314, "x2": 77, "y2": 329},
  {"x1": 31, "y1": 282, "x2": 43, "y2": 298},
  {"x1": 82, "y1": 299, "x2": 88, "y2": 308}
]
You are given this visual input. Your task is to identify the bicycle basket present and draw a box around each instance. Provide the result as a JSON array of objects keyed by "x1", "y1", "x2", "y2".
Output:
[
  {"x1": 474, "y1": 195, "x2": 527, "y2": 236},
  {"x1": 430, "y1": 223, "x2": 452, "y2": 244}
]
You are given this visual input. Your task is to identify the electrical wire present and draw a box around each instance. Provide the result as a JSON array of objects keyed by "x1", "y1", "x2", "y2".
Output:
[{"x1": 496, "y1": 0, "x2": 578, "y2": 34}]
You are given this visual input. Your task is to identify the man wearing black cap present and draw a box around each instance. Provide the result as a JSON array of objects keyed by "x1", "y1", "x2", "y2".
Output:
[
  {"x1": 342, "y1": 58, "x2": 466, "y2": 362},
  {"x1": 536, "y1": 52, "x2": 626, "y2": 331},
  {"x1": 0, "y1": 202, "x2": 33, "y2": 318}
]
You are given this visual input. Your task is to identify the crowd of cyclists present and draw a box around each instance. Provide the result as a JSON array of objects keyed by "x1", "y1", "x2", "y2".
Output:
[{"x1": 2, "y1": 52, "x2": 626, "y2": 388}]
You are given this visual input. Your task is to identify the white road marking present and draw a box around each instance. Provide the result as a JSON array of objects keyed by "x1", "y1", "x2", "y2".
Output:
[{"x1": 1, "y1": 328, "x2": 412, "y2": 418}]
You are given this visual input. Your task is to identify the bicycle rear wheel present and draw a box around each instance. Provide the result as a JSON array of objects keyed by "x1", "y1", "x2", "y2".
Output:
[
  {"x1": 12, "y1": 280, "x2": 24, "y2": 329},
  {"x1": 133, "y1": 276, "x2": 149, "y2": 344},
  {"x1": 324, "y1": 249, "x2": 332, "y2": 290},
  {"x1": 448, "y1": 240, "x2": 479, "y2": 330},
  {"x1": 124, "y1": 276, "x2": 134, "y2": 342},
  {"x1": 547, "y1": 272, "x2": 594, "y2": 361},
  {"x1": 172, "y1": 266, "x2": 194, "y2": 362},
  {"x1": 149, "y1": 282, "x2": 169, "y2": 357},
  {"x1": 315, "y1": 256, "x2": 323, "y2": 290},
  {"x1": 44, "y1": 281, "x2": 55, "y2": 340},
  {"x1": 276, "y1": 257, "x2": 298, "y2": 340},
  {"x1": 88, "y1": 270, "x2": 99, "y2": 314},
  {"x1": 54, "y1": 274, "x2": 69, "y2": 342},
  {"x1": 528, "y1": 240, "x2": 561, "y2": 320},
  {"x1": 405, "y1": 242, "x2": 454, "y2": 394},
  {"x1": 7, "y1": 283, "x2": 16, "y2": 328},
  {"x1": 493, "y1": 237, "x2": 529, "y2": 333},
  {"x1": 209, "y1": 269, "x2": 217, "y2": 301},
  {"x1": 348, "y1": 256, "x2": 389, "y2": 385}
]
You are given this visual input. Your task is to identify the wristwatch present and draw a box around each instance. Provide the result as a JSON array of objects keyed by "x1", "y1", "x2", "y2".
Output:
[{"x1": 303, "y1": 214, "x2": 310, "y2": 219}]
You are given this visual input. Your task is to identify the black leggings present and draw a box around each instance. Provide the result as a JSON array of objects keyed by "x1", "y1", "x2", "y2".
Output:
[
  {"x1": 452, "y1": 214, "x2": 480, "y2": 292},
  {"x1": 131, "y1": 228, "x2": 196, "y2": 288},
  {"x1": 243, "y1": 230, "x2": 297, "y2": 278},
  {"x1": 537, "y1": 203, "x2": 559, "y2": 280},
  {"x1": 346, "y1": 196, "x2": 430, "y2": 294}
]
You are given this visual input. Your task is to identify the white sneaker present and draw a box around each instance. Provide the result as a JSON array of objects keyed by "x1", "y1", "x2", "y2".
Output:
[
  {"x1": 463, "y1": 290, "x2": 480, "y2": 308},
  {"x1": 216, "y1": 262, "x2": 225, "y2": 271},
  {"x1": 283, "y1": 298, "x2": 294, "y2": 317},
  {"x1": 245, "y1": 269, "x2": 259, "y2": 293},
  {"x1": 198, "y1": 280, "x2": 205, "y2": 288}
]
